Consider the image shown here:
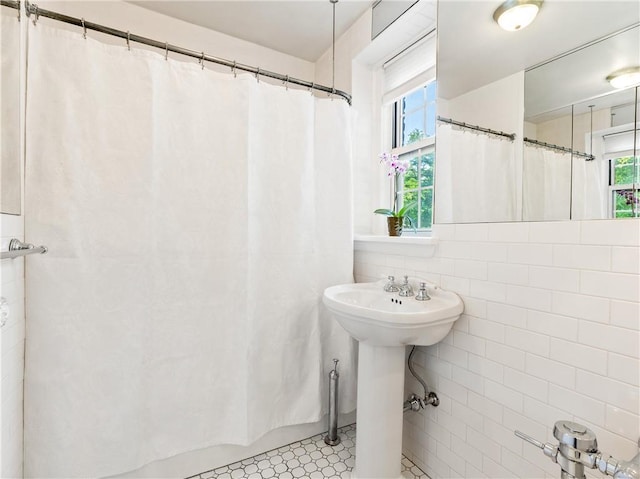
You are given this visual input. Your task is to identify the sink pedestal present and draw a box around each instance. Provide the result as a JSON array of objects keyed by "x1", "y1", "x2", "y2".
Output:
[{"x1": 352, "y1": 343, "x2": 405, "y2": 479}]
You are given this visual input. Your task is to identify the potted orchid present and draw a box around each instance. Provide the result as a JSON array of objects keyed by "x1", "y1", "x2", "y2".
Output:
[{"x1": 374, "y1": 152, "x2": 416, "y2": 236}]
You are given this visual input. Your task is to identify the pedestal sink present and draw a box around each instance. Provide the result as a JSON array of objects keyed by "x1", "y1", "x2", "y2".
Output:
[{"x1": 323, "y1": 278, "x2": 463, "y2": 479}]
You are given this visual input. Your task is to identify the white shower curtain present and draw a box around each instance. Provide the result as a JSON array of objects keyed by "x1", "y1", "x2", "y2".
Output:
[
  {"x1": 24, "y1": 24, "x2": 356, "y2": 478},
  {"x1": 571, "y1": 154, "x2": 608, "y2": 220},
  {"x1": 435, "y1": 124, "x2": 516, "y2": 223},
  {"x1": 522, "y1": 145, "x2": 572, "y2": 221}
]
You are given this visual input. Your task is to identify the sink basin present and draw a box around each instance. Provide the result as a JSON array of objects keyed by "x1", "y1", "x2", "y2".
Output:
[{"x1": 323, "y1": 278, "x2": 463, "y2": 347}]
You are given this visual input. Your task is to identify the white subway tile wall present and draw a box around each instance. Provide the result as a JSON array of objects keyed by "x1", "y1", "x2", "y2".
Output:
[
  {"x1": 355, "y1": 220, "x2": 640, "y2": 479},
  {"x1": 0, "y1": 213, "x2": 25, "y2": 478}
]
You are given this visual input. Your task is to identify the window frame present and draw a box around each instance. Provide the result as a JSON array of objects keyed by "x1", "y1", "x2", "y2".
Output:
[{"x1": 388, "y1": 82, "x2": 437, "y2": 232}]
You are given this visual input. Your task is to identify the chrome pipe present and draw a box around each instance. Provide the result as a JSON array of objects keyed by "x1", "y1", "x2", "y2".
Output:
[
  {"x1": 408, "y1": 346, "x2": 429, "y2": 400},
  {"x1": 324, "y1": 359, "x2": 341, "y2": 446}
]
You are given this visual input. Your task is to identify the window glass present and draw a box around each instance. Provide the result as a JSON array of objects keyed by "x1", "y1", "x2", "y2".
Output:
[
  {"x1": 403, "y1": 110, "x2": 426, "y2": 145},
  {"x1": 613, "y1": 156, "x2": 636, "y2": 184},
  {"x1": 400, "y1": 84, "x2": 436, "y2": 147},
  {"x1": 610, "y1": 156, "x2": 639, "y2": 218},
  {"x1": 399, "y1": 148, "x2": 434, "y2": 229},
  {"x1": 613, "y1": 189, "x2": 638, "y2": 218}
]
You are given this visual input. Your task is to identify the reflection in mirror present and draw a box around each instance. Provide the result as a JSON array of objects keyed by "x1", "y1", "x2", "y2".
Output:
[
  {"x1": 1, "y1": 2, "x2": 21, "y2": 215},
  {"x1": 523, "y1": 105, "x2": 573, "y2": 221},
  {"x1": 571, "y1": 90, "x2": 638, "y2": 220},
  {"x1": 434, "y1": 117, "x2": 517, "y2": 224},
  {"x1": 523, "y1": 24, "x2": 639, "y2": 221},
  {"x1": 371, "y1": 1, "x2": 418, "y2": 39}
]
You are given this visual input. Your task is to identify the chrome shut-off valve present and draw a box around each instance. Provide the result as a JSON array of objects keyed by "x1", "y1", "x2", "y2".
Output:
[{"x1": 515, "y1": 420, "x2": 640, "y2": 479}]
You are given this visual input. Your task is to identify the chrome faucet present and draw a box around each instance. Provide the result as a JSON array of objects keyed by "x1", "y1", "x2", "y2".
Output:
[
  {"x1": 516, "y1": 421, "x2": 640, "y2": 479},
  {"x1": 398, "y1": 275, "x2": 414, "y2": 297},
  {"x1": 383, "y1": 275, "x2": 400, "y2": 292},
  {"x1": 415, "y1": 282, "x2": 431, "y2": 301}
]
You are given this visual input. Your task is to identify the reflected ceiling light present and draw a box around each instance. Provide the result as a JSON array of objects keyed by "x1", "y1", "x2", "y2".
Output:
[
  {"x1": 493, "y1": 0, "x2": 543, "y2": 32},
  {"x1": 606, "y1": 67, "x2": 640, "y2": 89}
]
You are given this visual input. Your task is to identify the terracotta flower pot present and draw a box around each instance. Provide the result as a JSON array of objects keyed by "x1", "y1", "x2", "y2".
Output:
[{"x1": 387, "y1": 216, "x2": 403, "y2": 236}]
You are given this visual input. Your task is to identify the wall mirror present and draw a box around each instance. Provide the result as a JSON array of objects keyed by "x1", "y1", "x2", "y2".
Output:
[
  {"x1": 523, "y1": 24, "x2": 639, "y2": 221},
  {"x1": 1, "y1": 1, "x2": 21, "y2": 215},
  {"x1": 435, "y1": 0, "x2": 639, "y2": 223}
]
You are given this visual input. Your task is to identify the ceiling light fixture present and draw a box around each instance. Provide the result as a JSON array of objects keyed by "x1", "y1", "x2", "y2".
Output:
[
  {"x1": 493, "y1": 0, "x2": 543, "y2": 32},
  {"x1": 606, "y1": 67, "x2": 640, "y2": 89}
]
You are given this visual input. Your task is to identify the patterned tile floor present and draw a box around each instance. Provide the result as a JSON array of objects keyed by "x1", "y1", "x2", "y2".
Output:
[{"x1": 190, "y1": 424, "x2": 428, "y2": 479}]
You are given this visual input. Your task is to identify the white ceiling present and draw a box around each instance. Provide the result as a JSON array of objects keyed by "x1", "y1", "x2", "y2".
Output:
[
  {"x1": 438, "y1": 0, "x2": 640, "y2": 100},
  {"x1": 131, "y1": 0, "x2": 374, "y2": 62}
]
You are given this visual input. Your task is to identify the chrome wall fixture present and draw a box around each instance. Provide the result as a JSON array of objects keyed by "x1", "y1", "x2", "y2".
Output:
[
  {"x1": 1, "y1": 238, "x2": 48, "y2": 259},
  {"x1": 403, "y1": 345, "x2": 439, "y2": 413},
  {"x1": 8, "y1": 0, "x2": 352, "y2": 104},
  {"x1": 516, "y1": 420, "x2": 640, "y2": 479}
]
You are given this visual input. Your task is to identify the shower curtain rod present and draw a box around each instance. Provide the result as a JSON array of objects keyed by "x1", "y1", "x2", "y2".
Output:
[
  {"x1": 437, "y1": 116, "x2": 516, "y2": 140},
  {"x1": 1, "y1": 0, "x2": 19, "y2": 13},
  {"x1": 9, "y1": 0, "x2": 352, "y2": 105},
  {"x1": 524, "y1": 137, "x2": 595, "y2": 161},
  {"x1": 0, "y1": 239, "x2": 48, "y2": 260}
]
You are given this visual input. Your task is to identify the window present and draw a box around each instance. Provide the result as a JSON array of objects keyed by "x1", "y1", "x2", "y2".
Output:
[
  {"x1": 610, "y1": 156, "x2": 639, "y2": 218},
  {"x1": 391, "y1": 82, "x2": 437, "y2": 229}
]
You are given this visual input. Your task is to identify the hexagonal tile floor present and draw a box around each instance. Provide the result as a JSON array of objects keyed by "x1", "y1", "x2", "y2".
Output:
[{"x1": 188, "y1": 424, "x2": 428, "y2": 479}]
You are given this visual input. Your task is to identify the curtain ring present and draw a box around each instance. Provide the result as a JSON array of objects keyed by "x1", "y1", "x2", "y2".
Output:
[
  {"x1": 255, "y1": 67, "x2": 260, "y2": 83},
  {"x1": 165, "y1": 42, "x2": 168, "y2": 60},
  {"x1": 81, "y1": 18, "x2": 86, "y2": 39},
  {"x1": 309, "y1": 82, "x2": 314, "y2": 95},
  {"x1": 32, "y1": 5, "x2": 39, "y2": 26},
  {"x1": 232, "y1": 61, "x2": 237, "y2": 78},
  {"x1": 200, "y1": 52, "x2": 205, "y2": 70},
  {"x1": 284, "y1": 75, "x2": 289, "y2": 91},
  {"x1": 126, "y1": 31, "x2": 131, "y2": 51}
]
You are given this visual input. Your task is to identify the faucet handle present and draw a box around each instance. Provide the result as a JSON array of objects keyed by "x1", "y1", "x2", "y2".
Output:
[
  {"x1": 384, "y1": 276, "x2": 399, "y2": 292},
  {"x1": 398, "y1": 275, "x2": 414, "y2": 297},
  {"x1": 415, "y1": 282, "x2": 431, "y2": 301}
]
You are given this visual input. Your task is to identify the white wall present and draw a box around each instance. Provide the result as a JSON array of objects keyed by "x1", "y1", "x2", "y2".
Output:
[
  {"x1": 355, "y1": 219, "x2": 640, "y2": 479},
  {"x1": 37, "y1": 0, "x2": 314, "y2": 81}
]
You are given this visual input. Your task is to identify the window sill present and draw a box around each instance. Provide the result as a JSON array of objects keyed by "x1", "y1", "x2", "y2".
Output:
[{"x1": 353, "y1": 234, "x2": 438, "y2": 256}]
